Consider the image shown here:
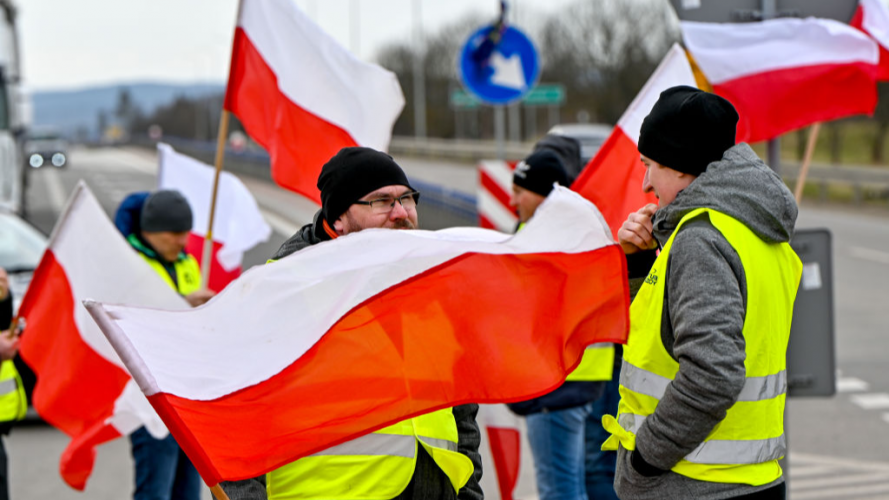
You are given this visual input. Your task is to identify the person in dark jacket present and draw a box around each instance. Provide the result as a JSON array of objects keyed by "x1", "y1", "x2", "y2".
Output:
[
  {"x1": 0, "y1": 267, "x2": 23, "y2": 500},
  {"x1": 507, "y1": 149, "x2": 612, "y2": 500},
  {"x1": 223, "y1": 147, "x2": 484, "y2": 500}
]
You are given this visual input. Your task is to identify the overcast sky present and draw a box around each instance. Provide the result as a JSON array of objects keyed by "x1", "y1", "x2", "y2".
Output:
[{"x1": 19, "y1": 0, "x2": 579, "y2": 91}]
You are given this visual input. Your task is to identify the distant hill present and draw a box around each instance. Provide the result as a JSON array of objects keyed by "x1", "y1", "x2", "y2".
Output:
[{"x1": 31, "y1": 82, "x2": 226, "y2": 136}]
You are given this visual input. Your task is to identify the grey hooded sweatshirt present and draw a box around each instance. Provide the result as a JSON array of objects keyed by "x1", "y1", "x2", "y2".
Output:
[{"x1": 616, "y1": 143, "x2": 798, "y2": 500}]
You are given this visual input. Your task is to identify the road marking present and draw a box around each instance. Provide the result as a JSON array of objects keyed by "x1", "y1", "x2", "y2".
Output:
[
  {"x1": 850, "y1": 393, "x2": 889, "y2": 410},
  {"x1": 849, "y1": 246, "x2": 889, "y2": 265},
  {"x1": 260, "y1": 208, "x2": 300, "y2": 237},
  {"x1": 836, "y1": 377, "x2": 870, "y2": 393},
  {"x1": 40, "y1": 167, "x2": 69, "y2": 214},
  {"x1": 789, "y1": 453, "x2": 889, "y2": 499}
]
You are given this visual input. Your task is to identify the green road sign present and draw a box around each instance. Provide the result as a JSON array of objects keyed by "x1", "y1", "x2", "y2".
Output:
[{"x1": 451, "y1": 84, "x2": 565, "y2": 109}]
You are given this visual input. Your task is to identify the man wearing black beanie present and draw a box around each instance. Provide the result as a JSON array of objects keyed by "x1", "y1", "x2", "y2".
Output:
[
  {"x1": 605, "y1": 86, "x2": 802, "y2": 500},
  {"x1": 510, "y1": 149, "x2": 569, "y2": 225},
  {"x1": 226, "y1": 147, "x2": 484, "y2": 500}
]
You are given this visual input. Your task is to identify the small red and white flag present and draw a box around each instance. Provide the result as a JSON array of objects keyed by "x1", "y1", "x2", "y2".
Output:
[
  {"x1": 157, "y1": 144, "x2": 271, "y2": 292},
  {"x1": 477, "y1": 405, "x2": 538, "y2": 500},
  {"x1": 571, "y1": 44, "x2": 695, "y2": 238},
  {"x1": 17, "y1": 183, "x2": 190, "y2": 491},
  {"x1": 683, "y1": 18, "x2": 879, "y2": 143},
  {"x1": 225, "y1": 0, "x2": 405, "y2": 203},
  {"x1": 851, "y1": 0, "x2": 889, "y2": 80},
  {"x1": 86, "y1": 186, "x2": 629, "y2": 486}
]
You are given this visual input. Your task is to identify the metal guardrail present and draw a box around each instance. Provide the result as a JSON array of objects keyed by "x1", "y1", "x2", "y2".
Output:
[{"x1": 389, "y1": 136, "x2": 534, "y2": 162}]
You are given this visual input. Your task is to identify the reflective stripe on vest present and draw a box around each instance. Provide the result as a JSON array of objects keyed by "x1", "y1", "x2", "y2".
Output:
[
  {"x1": 0, "y1": 360, "x2": 26, "y2": 422},
  {"x1": 266, "y1": 408, "x2": 474, "y2": 500},
  {"x1": 566, "y1": 343, "x2": 615, "y2": 382},
  {"x1": 603, "y1": 208, "x2": 802, "y2": 486}
]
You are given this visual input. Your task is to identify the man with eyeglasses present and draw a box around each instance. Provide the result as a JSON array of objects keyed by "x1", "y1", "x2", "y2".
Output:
[{"x1": 222, "y1": 147, "x2": 484, "y2": 500}]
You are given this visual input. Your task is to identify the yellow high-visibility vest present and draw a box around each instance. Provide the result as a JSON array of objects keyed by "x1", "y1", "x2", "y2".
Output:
[
  {"x1": 566, "y1": 343, "x2": 615, "y2": 382},
  {"x1": 266, "y1": 408, "x2": 474, "y2": 500},
  {"x1": 603, "y1": 208, "x2": 802, "y2": 486},
  {"x1": 0, "y1": 360, "x2": 27, "y2": 422}
]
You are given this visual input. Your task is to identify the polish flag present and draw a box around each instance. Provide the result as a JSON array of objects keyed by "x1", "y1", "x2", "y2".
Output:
[
  {"x1": 851, "y1": 0, "x2": 889, "y2": 80},
  {"x1": 477, "y1": 405, "x2": 538, "y2": 500},
  {"x1": 225, "y1": 0, "x2": 405, "y2": 203},
  {"x1": 17, "y1": 183, "x2": 190, "y2": 490},
  {"x1": 683, "y1": 18, "x2": 879, "y2": 144},
  {"x1": 157, "y1": 144, "x2": 272, "y2": 292},
  {"x1": 571, "y1": 44, "x2": 695, "y2": 238},
  {"x1": 85, "y1": 186, "x2": 629, "y2": 486}
]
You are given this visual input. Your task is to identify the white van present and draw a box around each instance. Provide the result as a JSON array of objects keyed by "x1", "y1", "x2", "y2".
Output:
[{"x1": 0, "y1": 1, "x2": 27, "y2": 214}]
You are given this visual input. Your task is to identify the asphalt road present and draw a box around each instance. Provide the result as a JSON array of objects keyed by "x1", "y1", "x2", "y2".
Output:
[{"x1": 8, "y1": 146, "x2": 889, "y2": 499}]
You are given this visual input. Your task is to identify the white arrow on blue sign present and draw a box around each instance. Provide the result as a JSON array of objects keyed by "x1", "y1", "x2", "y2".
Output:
[{"x1": 458, "y1": 25, "x2": 541, "y2": 105}]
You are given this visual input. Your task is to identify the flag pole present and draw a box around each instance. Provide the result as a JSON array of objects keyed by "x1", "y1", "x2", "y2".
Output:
[
  {"x1": 201, "y1": 109, "x2": 231, "y2": 290},
  {"x1": 210, "y1": 484, "x2": 232, "y2": 500},
  {"x1": 793, "y1": 122, "x2": 821, "y2": 204}
]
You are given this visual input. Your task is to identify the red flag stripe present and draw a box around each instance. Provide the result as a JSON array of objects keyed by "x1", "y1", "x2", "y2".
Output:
[
  {"x1": 571, "y1": 129, "x2": 657, "y2": 239},
  {"x1": 18, "y1": 251, "x2": 131, "y2": 491},
  {"x1": 225, "y1": 28, "x2": 358, "y2": 202},
  {"x1": 714, "y1": 62, "x2": 877, "y2": 144},
  {"x1": 145, "y1": 246, "x2": 628, "y2": 484},
  {"x1": 185, "y1": 233, "x2": 240, "y2": 293}
]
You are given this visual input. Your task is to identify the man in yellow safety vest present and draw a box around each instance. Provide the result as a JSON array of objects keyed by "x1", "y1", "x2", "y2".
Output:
[
  {"x1": 605, "y1": 86, "x2": 802, "y2": 500},
  {"x1": 0, "y1": 267, "x2": 27, "y2": 500},
  {"x1": 506, "y1": 148, "x2": 617, "y2": 500},
  {"x1": 116, "y1": 189, "x2": 215, "y2": 500},
  {"x1": 221, "y1": 147, "x2": 483, "y2": 500}
]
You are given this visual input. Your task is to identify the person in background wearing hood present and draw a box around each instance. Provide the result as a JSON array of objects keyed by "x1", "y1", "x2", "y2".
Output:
[
  {"x1": 507, "y1": 149, "x2": 616, "y2": 500},
  {"x1": 605, "y1": 86, "x2": 802, "y2": 500},
  {"x1": 114, "y1": 189, "x2": 215, "y2": 500}
]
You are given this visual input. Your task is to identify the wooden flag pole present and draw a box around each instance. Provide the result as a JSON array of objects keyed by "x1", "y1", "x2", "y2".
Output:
[
  {"x1": 210, "y1": 484, "x2": 232, "y2": 500},
  {"x1": 794, "y1": 122, "x2": 822, "y2": 204},
  {"x1": 201, "y1": 110, "x2": 231, "y2": 290}
]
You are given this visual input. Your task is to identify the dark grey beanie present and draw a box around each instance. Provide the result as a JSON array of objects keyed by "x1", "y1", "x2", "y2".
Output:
[
  {"x1": 140, "y1": 190, "x2": 193, "y2": 233},
  {"x1": 513, "y1": 150, "x2": 569, "y2": 197}
]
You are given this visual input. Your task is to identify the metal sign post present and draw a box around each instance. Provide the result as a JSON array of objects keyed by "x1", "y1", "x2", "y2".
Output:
[{"x1": 458, "y1": 23, "x2": 540, "y2": 159}]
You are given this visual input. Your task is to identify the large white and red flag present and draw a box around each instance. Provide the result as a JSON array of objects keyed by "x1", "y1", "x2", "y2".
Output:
[
  {"x1": 85, "y1": 186, "x2": 629, "y2": 486},
  {"x1": 683, "y1": 18, "x2": 879, "y2": 144},
  {"x1": 225, "y1": 0, "x2": 405, "y2": 203},
  {"x1": 571, "y1": 44, "x2": 695, "y2": 238},
  {"x1": 851, "y1": 0, "x2": 889, "y2": 80},
  {"x1": 157, "y1": 143, "x2": 271, "y2": 292},
  {"x1": 17, "y1": 182, "x2": 190, "y2": 490}
]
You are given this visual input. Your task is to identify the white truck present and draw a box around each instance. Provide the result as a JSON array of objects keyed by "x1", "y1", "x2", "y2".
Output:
[{"x1": 0, "y1": 0, "x2": 27, "y2": 214}]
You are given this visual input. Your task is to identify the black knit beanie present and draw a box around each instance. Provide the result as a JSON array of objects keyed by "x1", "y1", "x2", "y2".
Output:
[
  {"x1": 140, "y1": 190, "x2": 193, "y2": 233},
  {"x1": 638, "y1": 86, "x2": 739, "y2": 176},
  {"x1": 513, "y1": 149, "x2": 569, "y2": 197},
  {"x1": 317, "y1": 147, "x2": 415, "y2": 225}
]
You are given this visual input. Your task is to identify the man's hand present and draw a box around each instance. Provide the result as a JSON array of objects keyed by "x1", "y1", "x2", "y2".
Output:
[
  {"x1": 618, "y1": 204, "x2": 659, "y2": 255},
  {"x1": 0, "y1": 332, "x2": 20, "y2": 362},
  {"x1": 185, "y1": 289, "x2": 216, "y2": 308},
  {"x1": 0, "y1": 268, "x2": 9, "y2": 302}
]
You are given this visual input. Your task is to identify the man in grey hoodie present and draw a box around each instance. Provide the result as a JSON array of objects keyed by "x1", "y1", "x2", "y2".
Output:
[{"x1": 605, "y1": 86, "x2": 802, "y2": 500}]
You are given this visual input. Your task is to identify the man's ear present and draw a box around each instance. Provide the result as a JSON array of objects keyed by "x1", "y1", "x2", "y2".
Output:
[{"x1": 333, "y1": 217, "x2": 345, "y2": 235}]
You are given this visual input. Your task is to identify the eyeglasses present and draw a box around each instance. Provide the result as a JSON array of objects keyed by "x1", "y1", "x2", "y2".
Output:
[{"x1": 353, "y1": 191, "x2": 420, "y2": 214}]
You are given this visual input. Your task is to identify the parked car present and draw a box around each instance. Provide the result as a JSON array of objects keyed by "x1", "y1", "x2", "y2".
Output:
[
  {"x1": 0, "y1": 209, "x2": 47, "y2": 409},
  {"x1": 548, "y1": 123, "x2": 613, "y2": 165},
  {"x1": 24, "y1": 128, "x2": 68, "y2": 169}
]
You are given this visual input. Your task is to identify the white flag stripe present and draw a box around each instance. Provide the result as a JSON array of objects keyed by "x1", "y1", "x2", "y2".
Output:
[
  {"x1": 861, "y1": 0, "x2": 889, "y2": 49},
  {"x1": 238, "y1": 0, "x2": 404, "y2": 149},
  {"x1": 53, "y1": 183, "x2": 190, "y2": 369},
  {"x1": 618, "y1": 44, "x2": 697, "y2": 144},
  {"x1": 682, "y1": 19, "x2": 878, "y2": 84},
  {"x1": 90, "y1": 187, "x2": 615, "y2": 401},
  {"x1": 157, "y1": 144, "x2": 271, "y2": 270}
]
